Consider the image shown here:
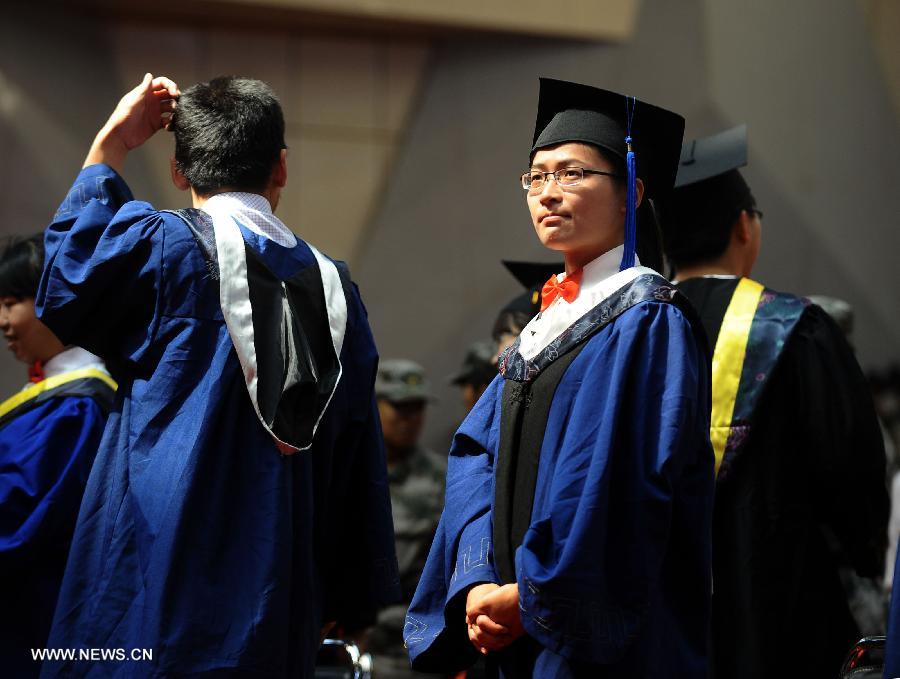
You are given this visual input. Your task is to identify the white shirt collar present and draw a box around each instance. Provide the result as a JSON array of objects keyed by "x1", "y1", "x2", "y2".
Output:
[
  {"x1": 577, "y1": 244, "x2": 630, "y2": 289},
  {"x1": 202, "y1": 192, "x2": 297, "y2": 248},
  {"x1": 672, "y1": 273, "x2": 738, "y2": 284},
  {"x1": 43, "y1": 346, "x2": 107, "y2": 380},
  {"x1": 21, "y1": 346, "x2": 109, "y2": 389},
  {"x1": 517, "y1": 245, "x2": 655, "y2": 361}
]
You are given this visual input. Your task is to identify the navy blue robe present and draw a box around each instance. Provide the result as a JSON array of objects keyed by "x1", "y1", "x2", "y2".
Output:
[
  {"x1": 1, "y1": 391, "x2": 109, "y2": 678},
  {"x1": 884, "y1": 546, "x2": 900, "y2": 676},
  {"x1": 35, "y1": 164, "x2": 399, "y2": 677},
  {"x1": 405, "y1": 288, "x2": 714, "y2": 678}
]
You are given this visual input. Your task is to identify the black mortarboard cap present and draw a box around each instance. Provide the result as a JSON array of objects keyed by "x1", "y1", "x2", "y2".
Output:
[
  {"x1": 501, "y1": 259, "x2": 566, "y2": 316},
  {"x1": 659, "y1": 125, "x2": 757, "y2": 268},
  {"x1": 499, "y1": 290, "x2": 540, "y2": 319},
  {"x1": 531, "y1": 78, "x2": 685, "y2": 201},
  {"x1": 502, "y1": 260, "x2": 562, "y2": 290},
  {"x1": 499, "y1": 260, "x2": 562, "y2": 318},
  {"x1": 531, "y1": 78, "x2": 684, "y2": 271},
  {"x1": 674, "y1": 124, "x2": 748, "y2": 187}
]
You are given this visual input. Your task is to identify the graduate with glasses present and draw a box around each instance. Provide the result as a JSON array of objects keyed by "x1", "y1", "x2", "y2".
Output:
[{"x1": 404, "y1": 78, "x2": 715, "y2": 678}]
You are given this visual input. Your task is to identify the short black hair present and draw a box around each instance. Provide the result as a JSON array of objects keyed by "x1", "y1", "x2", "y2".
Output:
[
  {"x1": 492, "y1": 309, "x2": 533, "y2": 343},
  {"x1": 171, "y1": 76, "x2": 286, "y2": 195},
  {"x1": 635, "y1": 200, "x2": 665, "y2": 274},
  {"x1": 0, "y1": 233, "x2": 44, "y2": 299},
  {"x1": 659, "y1": 170, "x2": 756, "y2": 271}
]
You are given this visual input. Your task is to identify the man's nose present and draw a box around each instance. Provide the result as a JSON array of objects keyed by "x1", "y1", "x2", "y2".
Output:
[{"x1": 538, "y1": 176, "x2": 563, "y2": 204}]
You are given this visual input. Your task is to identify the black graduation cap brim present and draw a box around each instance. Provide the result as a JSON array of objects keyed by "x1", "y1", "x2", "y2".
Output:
[
  {"x1": 659, "y1": 125, "x2": 756, "y2": 265},
  {"x1": 675, "y1": 124, "x2": 748, "y2": 188},
  {"x1": 502, "y1": 260, "x2": 563, "y2": 290},
  {"x1": 499, "y1": 289, "x2": 541, "y2": 318},
  {"x1": 530, "y1": 78, "x2": 685, "y2": 199}
]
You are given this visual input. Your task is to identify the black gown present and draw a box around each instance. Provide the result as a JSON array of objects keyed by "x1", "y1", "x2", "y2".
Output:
[{"x1": 677, "y1": 276, "x2": 888, "y2": 679}]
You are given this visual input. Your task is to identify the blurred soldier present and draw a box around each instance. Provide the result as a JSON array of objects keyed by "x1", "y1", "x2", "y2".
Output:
[
  {"x1": 449, "y1": 340, "x2": 497, "y2": 413},
  {"x1": 659, "y1": 126, "x2": 888, "y2": 679},
  {"x1": 371, "y1": 360, "x2": 447, "y2": 678}
]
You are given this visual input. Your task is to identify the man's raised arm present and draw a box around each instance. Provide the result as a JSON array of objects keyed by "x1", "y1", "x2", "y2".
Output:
[{"x1": 84, "y1": 73, "x2": 179, "y2": 172}]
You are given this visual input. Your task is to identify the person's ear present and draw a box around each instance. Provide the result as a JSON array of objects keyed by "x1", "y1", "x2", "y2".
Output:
[
  {"x1": 635, "y1": 177, "x2": 645, "y2": 209},
  {"x1": 170, "y1": 158, "x2": 190, "y2": 191},
  {"x1": 619, "y1": 177, "x2": 645, "y2": 212},
  {"x1": 734, "y1": 209, "x2": 753, "y2": 245},
  {"x1": 273, "y1": 149, "x2": 287, "y2": 189}
]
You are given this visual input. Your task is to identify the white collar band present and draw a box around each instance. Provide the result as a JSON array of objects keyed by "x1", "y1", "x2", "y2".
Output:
[
  {"x1": 517, "y1": 244, "x2": 654, "y2": 361},
  {"x1": 202, "y1": 192, "x2": 297, "y2": 248}
]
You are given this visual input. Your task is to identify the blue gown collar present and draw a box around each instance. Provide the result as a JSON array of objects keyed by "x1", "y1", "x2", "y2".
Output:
[{"x1": 498, "y1": 272, "x2": 680, "y2": 383}]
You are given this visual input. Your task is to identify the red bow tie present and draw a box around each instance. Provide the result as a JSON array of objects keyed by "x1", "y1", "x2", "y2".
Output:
[
  {"x1": 28, "y1": 361, "x2": 45, "y2": 384},
  {"x1": 540, "y1": 270, "x2": 583, "y2": 312}
]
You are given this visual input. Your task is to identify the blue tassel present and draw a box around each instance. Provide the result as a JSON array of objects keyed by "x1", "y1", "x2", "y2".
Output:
[
  {"x1": 621, "y1": 97, "x2": 637, "y2": 271},
  {"x1": 621, "y1": 135, "x2": 637, "y2": 271}
]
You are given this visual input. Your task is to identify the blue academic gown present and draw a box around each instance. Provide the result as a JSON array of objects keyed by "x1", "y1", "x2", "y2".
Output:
[
  {"x1": 886, "y1": 547, "x2": 900, "y2": 677},
  {"x1": 405, "y1": 287, "x2": 714, "y2": 678},
  {"x1": 36, "y1": 164, "x2": 398, "y2": 678},
  {"x1": 1, "y1": 394, "x2": 109, "y2": 678}
]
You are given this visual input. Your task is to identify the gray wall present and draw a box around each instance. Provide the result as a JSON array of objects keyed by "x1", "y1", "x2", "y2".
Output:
[{"x1": 0, "y1": 8, "x2": 120, "y2": 395}]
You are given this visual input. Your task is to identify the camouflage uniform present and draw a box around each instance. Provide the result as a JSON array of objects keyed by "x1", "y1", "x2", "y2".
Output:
[
  {"x1": 369, "y1": 361, "x2": 448, "y2": 678},
  {"x1": 369, "y1": 446, "x2": 447, "y2": 677}
]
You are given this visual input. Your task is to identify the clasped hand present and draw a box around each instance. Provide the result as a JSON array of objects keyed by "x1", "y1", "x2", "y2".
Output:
[{"x1": 465, "y1": 583, "x2": 525, "y2": 655}]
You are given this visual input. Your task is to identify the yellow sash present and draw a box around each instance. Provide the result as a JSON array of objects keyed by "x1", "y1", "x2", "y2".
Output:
[
  {"x1": 710, "y1": 278, "x2": 764, "y2": 474},
  {"x1": 0, "y1": 367, "x2": 117, "y2": 420}
]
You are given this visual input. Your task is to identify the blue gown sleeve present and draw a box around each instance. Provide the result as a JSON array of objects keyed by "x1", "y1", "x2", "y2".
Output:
[
  {"x1": 886, "y1": 543, "x2": 900, "y2": 676},
  {"x1": 404, "y1": 375, "x2": 503, "y2": 672},
  {"x1": 317, "y1": 281, "x2": 403, "y2": 630},
  {"x1": 36, "y1": 163, "x2": 166, "y2": 365},
  {"x1": 515, "y1": 302, "x2": 712, "y2": 665},
  {"x1": 0, "y1": 397, "x2": 106, "y2": 571}
]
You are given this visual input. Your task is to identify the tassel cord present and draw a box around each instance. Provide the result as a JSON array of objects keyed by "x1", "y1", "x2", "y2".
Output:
[{"x1": 621, "y1": 96, "x2": 638, "y2": 271}]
